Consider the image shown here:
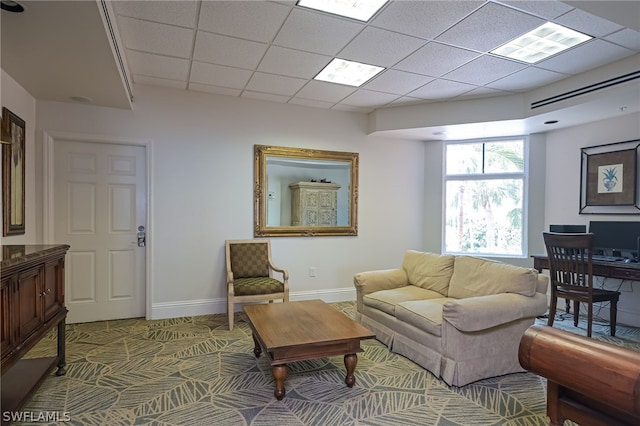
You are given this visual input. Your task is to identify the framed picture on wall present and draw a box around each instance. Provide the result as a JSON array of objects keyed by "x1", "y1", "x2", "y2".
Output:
[
  {"x1": 2, "y1": 107, "x2": 26, "y2": 235},
  {"x1": 579, "y1": 139, "x2": 640, "y2": 214}
]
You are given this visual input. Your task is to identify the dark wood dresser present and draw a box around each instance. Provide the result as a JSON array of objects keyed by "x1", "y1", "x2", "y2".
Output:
[{"x1": 1, "y1": 244, "x2": 70, "y2": 418}]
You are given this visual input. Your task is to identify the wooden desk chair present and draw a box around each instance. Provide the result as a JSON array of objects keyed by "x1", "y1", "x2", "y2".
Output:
[
  {"x1": 543, "y1": 232, "x2": 620, "y2": 337},
  {"x1": 225, "y1": 239, "x2": 289, "y2": 330}
]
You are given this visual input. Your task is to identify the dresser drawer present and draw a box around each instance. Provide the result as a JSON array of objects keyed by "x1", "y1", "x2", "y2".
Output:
[{"x1": 610, "y1": 266, "x2": 640, "y2": 281}]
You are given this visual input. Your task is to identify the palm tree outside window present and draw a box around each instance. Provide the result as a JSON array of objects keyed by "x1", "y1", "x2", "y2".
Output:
[{"x1": 444, "y1": 138, "x2": 527, "y2": 257}]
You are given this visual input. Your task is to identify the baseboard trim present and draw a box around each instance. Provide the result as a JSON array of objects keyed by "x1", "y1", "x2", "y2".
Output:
[{"x1": 149, "y1": 287, "x2": 356, "y2": 320}]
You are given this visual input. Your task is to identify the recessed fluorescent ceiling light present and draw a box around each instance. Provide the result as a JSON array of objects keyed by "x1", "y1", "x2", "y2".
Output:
[
  {"x1": 297, "y1": 0, "x2": 387, "y2": 21},
  {"x1": 315, "y1": 58, "x2": 384, "y2": 87},
  {"x1": 491, "y1": 22, "x2": 592, "y2": 63}
]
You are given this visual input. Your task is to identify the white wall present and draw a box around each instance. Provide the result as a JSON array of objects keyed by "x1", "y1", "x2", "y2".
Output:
[
  {"x1": 30, "y1": 84, "x2": 424, "y2": 318},
  {"x1": 544, "y1": 112, "x2": 640, "y2": 326}
]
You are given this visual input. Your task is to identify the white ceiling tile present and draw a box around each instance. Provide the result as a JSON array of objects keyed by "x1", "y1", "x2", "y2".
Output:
[
  {"x1": 536, "y1": 39, "x2": 634, "y2": 74},
  {"x1": 105, "y1": 0, "x2": 640, "y2": 113},
  {"x1": 127, "y1": 51, "x2": 190, "y2": 81},
  {"x1": 456, "y1": 86, "x2": 510, "y2": 99},
  {"x1": 118, "y1": 17, "x2": 194, "y2": 58},
  {"x1": 189, "y1": 61, "x2": 253, "y2": 89},
  {"x1": 388, "y1": 96, "x2": 432, "y2": 107},
  {"x1": 394, "y1": 42, "x2": 479, "y2": 77},
  {"x1": 555, "y1": 7, "x2": 624, "y2": 37},
  {"x1": 363, "y1": 69, "x2": 433, "y2": 94},
  {"x1": 188, "y1": 83, "x2": 242, "y2": 97},
  {"x1": 487, "y1": 67, "x2": 567, "y2": 91},
  {"x1": 245, "y1": 72, "x2": 307, "y2": 96},
  {"x1": 604, "y1": 29, "x2": 640, "y2": 50},
  {"x1": 502, "y1": 1, "x2": 574, "y2": 20},
  {"x1": 114, "y1": 1, "x2": 198, "y2": 27},
  {"x1": 409, "y1": 79, "x2": 477, "y2": 100},
  {"x1": 273, "y1": 8, "x2": 364, "y2": 56},
  {"x1": 436, "y1": 2, "x2": 545, "y2": 52},
  {"x1": 339, "y1": 90, "x2": 400, "y2": 107},
  {"x1": 258, "y1": 46, "x2": 332, "y2": 79},
  {"x1": 198, "y1": 1, "x2": 291, "y2": 43},
  {"x1": 338, "y1": 27, "x2": 426, "y2": 67},
  {"x1": 241, "y1": 91, "x2": 291, "y2": 103},
  {"x1": 371, "y1": 1, "x2": 483, "y2": 40},
  {"x1": 134, "y1": 75, "x2": 187, "y2": 90},
  {"x1": 444, "y1": 55, "x2": 527, "y2": 86},
  {"x1": 295, "y1": 80, "x2": 357, "y2": 103},
  {"x1": 194, "y1": 32, "x2": 268, "y2": 69}
]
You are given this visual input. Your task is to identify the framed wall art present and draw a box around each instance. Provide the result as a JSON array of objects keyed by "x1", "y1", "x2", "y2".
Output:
[
  {"x1": 2, "y1": 107, "x2": 26, "y2": 235},
  {"x1": 579, "y1": 139, "x2": 640, "y2": 214}
]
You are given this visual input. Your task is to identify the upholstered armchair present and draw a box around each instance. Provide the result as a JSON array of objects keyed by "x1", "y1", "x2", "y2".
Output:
[{"x1": 225, "y1": 239, "x2": 289, "y2": 330}]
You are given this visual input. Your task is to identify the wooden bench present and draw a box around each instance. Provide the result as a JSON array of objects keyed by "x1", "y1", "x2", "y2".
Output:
[{"x1": 519, "y1": 324, "x2": 640, "y2": 426}]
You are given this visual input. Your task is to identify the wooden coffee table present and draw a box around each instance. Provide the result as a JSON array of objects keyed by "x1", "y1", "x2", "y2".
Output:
[{"x1": 243, "y1": 299, "x2": 375, "y2": 400}]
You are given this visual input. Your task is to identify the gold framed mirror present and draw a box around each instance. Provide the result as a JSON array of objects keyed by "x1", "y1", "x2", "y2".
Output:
[{"x1": 254, "y1": 145, "x2": 358, "y2": 237}]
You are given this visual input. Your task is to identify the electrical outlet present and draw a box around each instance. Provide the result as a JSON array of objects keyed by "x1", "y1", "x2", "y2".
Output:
[{"x1": 309, "y1": 267, "x2": 316, "y2": 277}]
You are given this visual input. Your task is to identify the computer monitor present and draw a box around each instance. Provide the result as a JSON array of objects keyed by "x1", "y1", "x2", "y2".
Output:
[
  {"x1": 549, "y1": 224, "x2": 586, "y2": 233},
  {"x1": 588, "y1": 221, "x2": 640, "y2": 259}
]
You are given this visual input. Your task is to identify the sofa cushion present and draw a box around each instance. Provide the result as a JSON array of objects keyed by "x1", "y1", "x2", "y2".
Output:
[
  {"x1": 448, "y1": 256, "x2": 538, "y2": 299},
  {"x1": 396, "y1": 299, "x2": 453, "y2": 337},
  {"x1": 363, "y1": 286, "x2": 444, "y2": 316},
  {"x1": 402, "y1": 251, "x2": 455, "y2": 296}
]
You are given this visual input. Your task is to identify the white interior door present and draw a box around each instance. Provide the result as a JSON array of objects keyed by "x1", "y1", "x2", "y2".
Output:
[{"x1": 54, "y1": 139, "x2": 146, "y2": 323}]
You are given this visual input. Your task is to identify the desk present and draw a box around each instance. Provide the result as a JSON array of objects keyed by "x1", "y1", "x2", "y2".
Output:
[{"x1": 532, "y1": 255, "x2": 640, "y2": 281}]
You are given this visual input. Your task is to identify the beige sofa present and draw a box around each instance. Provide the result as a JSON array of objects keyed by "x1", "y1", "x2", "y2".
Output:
[{"x1": 354, "y1": 250, "x2": 548, "y2": 387}]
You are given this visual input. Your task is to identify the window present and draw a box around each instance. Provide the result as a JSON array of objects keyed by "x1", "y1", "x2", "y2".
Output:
[{"x1": 443, "y1": 138, "x2": 527, "y2": 257}]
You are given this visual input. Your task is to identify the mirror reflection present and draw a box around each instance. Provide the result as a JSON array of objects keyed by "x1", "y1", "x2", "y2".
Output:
[{"x1": 254, "y1": 145, "x2": 358, "y2": 237}]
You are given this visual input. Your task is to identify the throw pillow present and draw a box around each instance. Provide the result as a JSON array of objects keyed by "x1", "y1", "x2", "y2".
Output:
[
  {"x1": 447, "y1": 256, "x2": 537, "y2": 299},
  {"x1": 402, "y1": 250, "x2": 455, "y2": 296}
]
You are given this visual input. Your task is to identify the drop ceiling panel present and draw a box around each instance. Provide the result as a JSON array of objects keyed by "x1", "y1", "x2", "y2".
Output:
[
  {"x1": 189, "y1": 83, "x2": 242, "y2": 97},
  {"x1": 3, "y1": 0, "x2": 639, "y2": 129},
  {"x1": 487, "y1": 67, "x2": 567, "y2": 91},
  {"x1": 444, "y1": 56, "x2": 527, "y2": 86},
  {"x1": 370, "y1": 1, "x2": 483, "y2": 40},
  {"x1": 273, "y1": 8, "x2": 364, "y2": 55},
  {"x1": 394, "y1": 43, "x2": 480, "y2": 77},
  {"x1": 198, "y1": 1, "x2": 291, "y2": 43},
  {"x1": 436, "y1": 2, "x2": 545, "y2": 52},
  {"x1": 245, "y1": 72, "x2": 307, "y2": 96},
  {"x1": 536, "y1": 39, "x2": 634, "y2": 74},
  {"x1": 364, "y1": 69, "x2": 434, "y2": 95},
  {"x1": 257, "y1": 46, "x2": 332, "y2": 79},
  {"x1": 189, "y1": 62, "x2": 253, "y2": 89},
  {"x1": 502, "y1": 1, "x2": 573, "y2": 19},
  {"x1": 338, "y1": 27, "x2": 426, "y2": 67},
  {"x1": 127, "y1": 51, "x2": 190, "y2": 81},
  {"x1": 555, "y1": 7, "x2": 624, "y2": 36},
  {"x1": 409, "y1": 79, "x2": 477, "y2": 100},
  {"x1": 340, "y1": 90, "x2": 400, "y2": 107},
  {"x1": 194, "y1": 32, "x2": 268, "y2": 69},
  {"x1": 118, "y1": 17, "x2": 194, "y2": 58},
  {"x1": 294, "y1": 80, "x2": 357, "y2": 103},
  {"x1": 112, "y1": 1, "x2": 199, "y2": 27},
  {"x1": 605, "y1": 29, "x2": 640, "y2": 50},
  {"x1": 134, "y1": 75, "x2": 187, "y2": 90}
]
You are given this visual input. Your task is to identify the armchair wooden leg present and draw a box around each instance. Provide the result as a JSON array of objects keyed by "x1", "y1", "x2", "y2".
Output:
[
  {"x1": 548, "y1": 297, "x2": 557, "y2": 327},
  {"x1": 228, "y1": 301, "x2": 234, "y2": 331},
  {"x1": 610, "y1": 300, "x2": 618, "y2": 337}
]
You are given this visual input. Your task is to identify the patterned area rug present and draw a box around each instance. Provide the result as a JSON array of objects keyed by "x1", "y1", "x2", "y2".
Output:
[{"x1": 21, "y1": 302, "x2": 638, "y2": 425}]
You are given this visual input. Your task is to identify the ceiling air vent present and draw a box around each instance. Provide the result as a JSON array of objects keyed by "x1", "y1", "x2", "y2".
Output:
[
  {"x1": 99, "y1": 0, "x2": 133, "y2": 102},
  {"x1": 531, "y1": 70, "x2": 640, "y2": 109}
]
